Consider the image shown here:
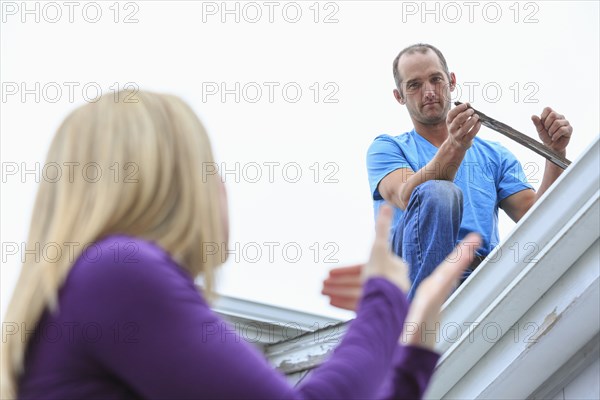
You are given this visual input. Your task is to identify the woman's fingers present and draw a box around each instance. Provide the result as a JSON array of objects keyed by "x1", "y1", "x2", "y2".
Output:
[
  {"x1": 404, "y1": 233, "x2": 482, "y2": 349},
  {"x1": 324, "y1": 203, "x2": 411, "y2": 310},
  {"x1": 321, "y1": 285, "x2": 362, "y2": 300},
  {"x1": 366, "y1": 203, "x2": 410, "y2": 292},
  {"x1": 431, "y1": 232, "x2": 482, "y2": 291},
  {"x1": 323, "y1": 265, "x2": 362, "y2": 292},
  {"x1": 367, "y1": 203, "x2": 394, "y2": 270},
  {"x1": 323, "y1": 275, "x2": 362, "y2": 288},
  {"x1": 328, "y1": 296, "x2": 360, "y2": 311},
  {"x1": 322, "y1": 265, "x2": 363, "y2": 311},
  {"x1": 328, "y1": 264, "x2": 363, "y2": 277},
  {"x1": 373, "y1": 204, "x2": 393, "y2": 249}
]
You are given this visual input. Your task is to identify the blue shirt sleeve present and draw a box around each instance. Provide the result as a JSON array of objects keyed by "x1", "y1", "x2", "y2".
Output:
[
  {"x1": 496, "y1": 145, "x2": 535, "y2": 202},
  {"x1": 367, "y1": 135, "x2": 412, "y2": 200}
]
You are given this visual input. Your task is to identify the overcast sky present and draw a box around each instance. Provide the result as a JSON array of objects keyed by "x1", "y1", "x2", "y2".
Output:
[{"x1": 2, "y1": 0, "x2": 599, "y2": 322}]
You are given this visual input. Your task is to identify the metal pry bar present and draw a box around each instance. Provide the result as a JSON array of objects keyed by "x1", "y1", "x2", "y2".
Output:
[{"x1": 454, "y1": 101, "x2": 571, "y2": 170}]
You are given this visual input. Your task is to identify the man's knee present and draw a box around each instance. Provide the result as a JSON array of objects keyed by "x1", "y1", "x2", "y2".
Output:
[{"x1": 413, "y1": 180, "x2": 463, "y2": 209}]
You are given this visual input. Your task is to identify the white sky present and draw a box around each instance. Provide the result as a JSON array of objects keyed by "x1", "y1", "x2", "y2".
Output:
[{"x1": 1, "y1": 0, "x2": 599, "y2": 322}]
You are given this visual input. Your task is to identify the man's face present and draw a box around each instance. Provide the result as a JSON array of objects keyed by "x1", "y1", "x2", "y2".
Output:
[{"x1": 396, "y1": 50, "x2": 455, "y2": 125}]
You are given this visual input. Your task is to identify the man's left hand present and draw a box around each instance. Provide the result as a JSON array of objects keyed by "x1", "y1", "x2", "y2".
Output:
[{"x1": 531, "y1": 107, "x2": 572, "y2": 154}]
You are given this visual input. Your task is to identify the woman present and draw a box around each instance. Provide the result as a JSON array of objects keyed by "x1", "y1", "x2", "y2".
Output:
[{"x1": 1, "y1": 90, "x2": 480, "y2": 399}]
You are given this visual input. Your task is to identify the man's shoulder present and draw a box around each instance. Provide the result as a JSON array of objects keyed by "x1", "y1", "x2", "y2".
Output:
[
  {"x1": 373, "y1": 131, "x2": 413, "y2": 142},
  {"x1": 371, "y1": 130, "x2": 415, "y2": 147}
]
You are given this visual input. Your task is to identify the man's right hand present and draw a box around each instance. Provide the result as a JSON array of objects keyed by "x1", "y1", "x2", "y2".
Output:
[{"x1": 446, "y1": 102, "x2": 482, "y2": 150}]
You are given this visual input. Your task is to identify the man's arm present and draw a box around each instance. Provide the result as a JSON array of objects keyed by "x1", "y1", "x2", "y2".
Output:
[
  {"x1": 378, "y1": 103, "x2": 481, "y2": 210},
  {"x1": 500, "y1": 107, "x2": 572, "y2": 222},
  {"x1": 378, "y1": 143, "x2": 465, "y2": 211}
]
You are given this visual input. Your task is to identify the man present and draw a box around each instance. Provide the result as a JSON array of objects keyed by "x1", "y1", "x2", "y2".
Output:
[{"x1": 366, "y1": 43, "x2": 572, "y2": 299}]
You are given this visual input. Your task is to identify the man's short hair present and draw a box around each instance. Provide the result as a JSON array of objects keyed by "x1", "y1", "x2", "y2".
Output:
[{"x1": 392, "y1": 43, "x2": 451, "y2": 94}]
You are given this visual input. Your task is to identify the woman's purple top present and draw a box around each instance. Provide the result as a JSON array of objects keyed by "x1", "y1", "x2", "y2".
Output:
[{"x1": 18, "y1": 235, "x2": 439, "y2": 399}]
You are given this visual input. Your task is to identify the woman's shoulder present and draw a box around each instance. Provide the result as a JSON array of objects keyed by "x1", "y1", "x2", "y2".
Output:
[
  {"x1": 64, "y1": 234, "x2": 198, "y2": 303},
  {"x1": 79, "y1": 234, "x2": 176, "y2": 267}
]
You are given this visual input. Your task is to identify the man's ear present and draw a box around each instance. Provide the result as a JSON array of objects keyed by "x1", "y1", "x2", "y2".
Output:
[
  {"x1": 449, "y1": 72, "x2": 457, "y2": 92},
  {"x1": 393, "y1": 89, "x2": 405, "y2": 105}
]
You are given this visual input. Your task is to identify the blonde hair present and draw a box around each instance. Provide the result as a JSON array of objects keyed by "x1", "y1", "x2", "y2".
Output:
[{"x1": 1, "y1": 90, "x2": 226, "y2": 398}]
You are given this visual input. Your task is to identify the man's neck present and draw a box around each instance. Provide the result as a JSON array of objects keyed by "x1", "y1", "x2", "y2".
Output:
[{"x1": 412, "y1": 119, "x2": 448, "y2": 148}]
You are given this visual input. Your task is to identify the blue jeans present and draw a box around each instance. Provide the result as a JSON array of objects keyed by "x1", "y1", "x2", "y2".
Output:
[{"x1": 391, "y1": 180, "x2": 468, "y2": 300}]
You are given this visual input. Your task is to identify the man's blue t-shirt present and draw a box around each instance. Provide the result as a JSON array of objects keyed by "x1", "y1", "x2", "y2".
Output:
[{"x1": 366, "y1": 129, "x2": 534, "y2": 255}]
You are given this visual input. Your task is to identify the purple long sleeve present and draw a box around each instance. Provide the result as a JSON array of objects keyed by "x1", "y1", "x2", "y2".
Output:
[
  {"x1": 18, "y1": 235, "x2": 438, "y2": 399},
  {"x1": 375, "y1": 346, "x2": 441, "y2": 400}
]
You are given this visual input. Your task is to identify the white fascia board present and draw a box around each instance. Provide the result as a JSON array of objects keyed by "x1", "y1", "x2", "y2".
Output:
[
  {"x1": 439, "y1": 136, "x2": 599, "y2": 353},
  {"x1": 264, "y1": 321, "x2": 348, "y2": 373},
  {"x1": 426, "y1": 201, "x2": 599, "y2": 398},
  {"x1": 203, "y1": 292, "x2": 343, "y2": 347},
  {"x1": 529, "y1": 333, "x2": 600, "y2": 400},
  {"x1": 213, "y1": 314, "x2": 310, "y2": 347},
  {"x1": 211, "y1": 294, "x2": 343, "y2": 346},
  {"x1": 445, "y1": 243, "x2": 600, "y2": 399},
  {"x1": 212, "y1": 293, "x2": 343, "y2": 331},
  {"x1": 424, "y1": 136, "x2": 600, "y2": 398}
]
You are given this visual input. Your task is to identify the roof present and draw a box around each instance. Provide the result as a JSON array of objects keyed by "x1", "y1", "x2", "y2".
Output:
[
  {"x1": 212, "y1": 293, "x2": 343, "y2": 349},
  {"x1": 210, "y1": 135, "x2": 600, "y2": 396},
  {"x1": 426, "y1": 135, "x2": 600, "y2": 398}
]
